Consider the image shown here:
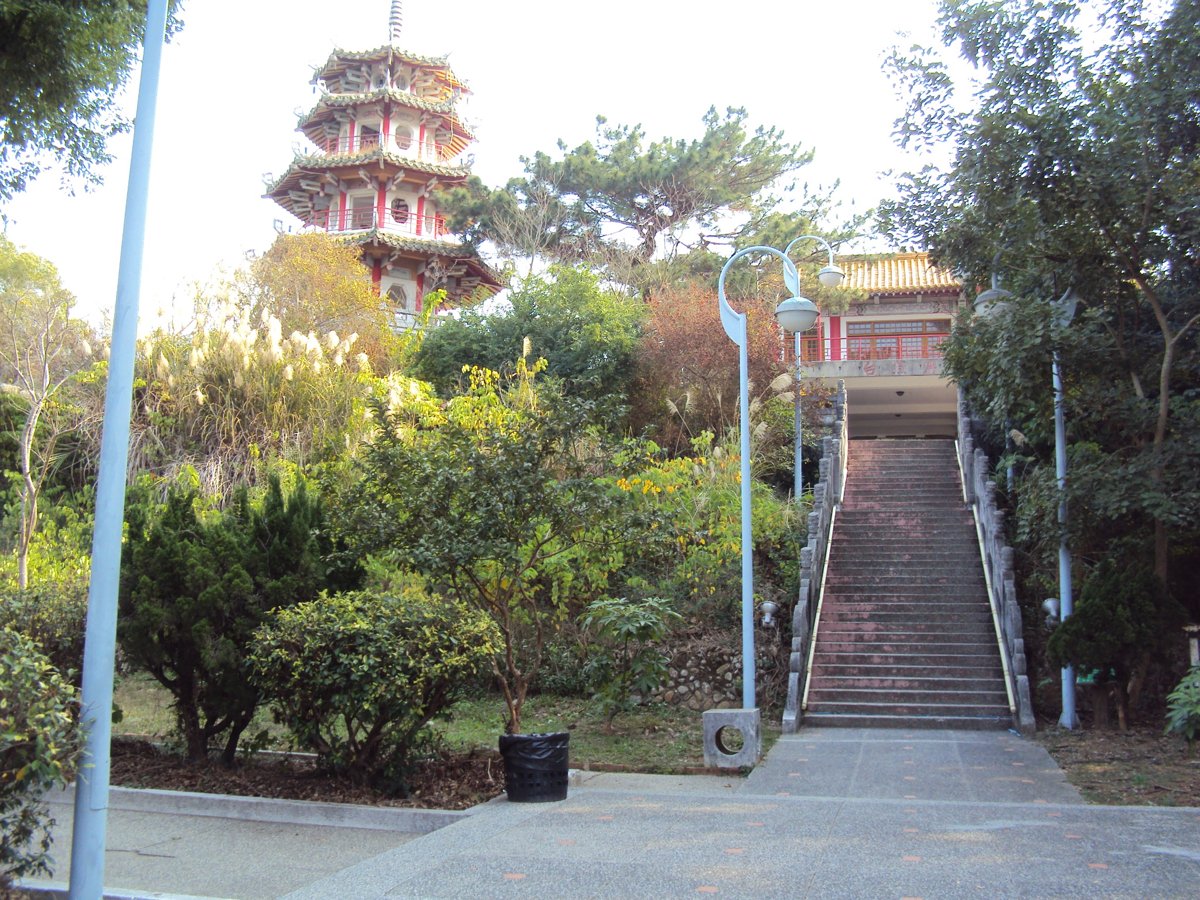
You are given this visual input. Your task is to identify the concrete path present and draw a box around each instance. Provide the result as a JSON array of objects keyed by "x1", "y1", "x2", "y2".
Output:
[{"x1": 24, "y1": 729, "x2": 1200, "y2": 899}]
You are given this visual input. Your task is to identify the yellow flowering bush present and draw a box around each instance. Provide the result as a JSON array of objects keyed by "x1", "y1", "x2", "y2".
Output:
[{"x1": 609, "y1": 432, "x2": 797, "y2": 626}]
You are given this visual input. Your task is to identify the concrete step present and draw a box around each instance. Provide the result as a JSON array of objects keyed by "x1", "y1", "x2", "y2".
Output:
[
  {"x1": 803, "y1": 699, "x2": 1011, "y2": 718},
  {"x1": 820, "y1": 619, "x2": 998, "y2": 633},
  {"x1": 827, "y1": 550, "x2": 979, "y2": 562},
  {"x1": 823, "y1": 585, "x2": 986, "y2": 599},
  {"x1": 825, "y1": 570, "x2": 984, "y2": 583},
  {"x1": 822, "y1": 589, "x2": 990, "y2": 601},
  {"x1": 812, "y1": 653, "x2": 1003, "y2": 671},
  {"x1": 815, "y1": 639, "x2": 999, "y2": 656},
  {"x1": 807, "y1": 674, "x2": 1006, "y2": 692},
  {"x1": 807, "y1": 687, "x2": 1009, "y2": 707},
  {"x1": 802, "y1": 711, "x2": 1011, "y2": 730},
  {"x1": 821, "y1": 601, "x2": 987, "y2": 615}
]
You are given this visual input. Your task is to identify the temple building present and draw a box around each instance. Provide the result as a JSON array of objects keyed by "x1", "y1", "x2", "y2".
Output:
[
  {"x1": 797, "y1": 251, "x2": 964, "y2": 438},
  {"x1": 264, "y1": 1, "x2": 500, "y2": 327}
]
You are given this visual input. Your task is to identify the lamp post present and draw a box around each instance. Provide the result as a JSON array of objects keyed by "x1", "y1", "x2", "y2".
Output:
[
  {"x1": 775, "y1": 235, "x2": 844, "y2": 500},
  {"x1": 1052, "y1": 287, "x2": 1080, "y2": 730},
  {"x1": 717, "y1": 244, "x2": 820, "y2": 710},
  {"x1": 69, "y1": 3, "x2": 170, "y2": 897}
]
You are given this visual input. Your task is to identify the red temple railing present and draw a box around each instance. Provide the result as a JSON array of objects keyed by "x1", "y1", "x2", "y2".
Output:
[
  {"x1": 302, "y1": 208, "x2": 448, "y2": 239},
  {"x1": 794, "y1": 333, "x2": 950, "y2": 363},
  {"x1": 321, "y1": 134, "x2": 446, "y2": 161}
]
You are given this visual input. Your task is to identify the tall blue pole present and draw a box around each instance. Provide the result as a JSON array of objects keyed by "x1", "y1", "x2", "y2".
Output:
[
  {"x1": 736, "y1": 321, "x2": 755, "y2": 709},
  {"x1": 69, "y1": 3, "x2": 170, "y2": 896},
  {"x1": 793, "y1": 333, "x2": 803, "y2": 502},
  {"x1": 1053, "y1": 348, "x2": 1078, "y2": 729}
]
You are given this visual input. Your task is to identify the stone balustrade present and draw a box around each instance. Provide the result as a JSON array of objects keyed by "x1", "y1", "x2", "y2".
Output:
[
  {"x1": 957, "y1": 395, "x2": 1037, "y2": 732},
  {"x1": 782, "y1": 381, "x2": 848, "y2": 733}
]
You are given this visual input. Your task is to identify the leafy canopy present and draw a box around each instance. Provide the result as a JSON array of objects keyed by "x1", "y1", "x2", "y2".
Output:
[
  {"x1": 445, "y1": 107, "x2": 814, "y2": 283},
  {"x1": 0, "y1": 1, "x2": 184, "y2": 201},
  {"x1": 881, "y1": 0, "x2": 1200, "y2": 587},
  {"x1": 412, "y1": 267, "x2": 643, "y2": 425}
]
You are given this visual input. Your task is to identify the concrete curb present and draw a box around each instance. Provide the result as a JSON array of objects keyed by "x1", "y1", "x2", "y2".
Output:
[
  {"x1": 18, "y1": 880, "x2": 218, "y2": 900},
  {"x1": 46, "y1": 783, "x2": 471, "y2": 834}
]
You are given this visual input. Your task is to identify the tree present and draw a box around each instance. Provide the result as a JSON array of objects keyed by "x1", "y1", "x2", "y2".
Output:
[
  {"x1": 880, "y1": 0, "x2": 1200, "y2": 588},
  {"x1": 234, "y1": 233, "x2": 398, "y2": 367},
  {"x1": 628, "y1": 281, "x2": 790, "y2": 455},
  {"x1": 1047, "y1": 560, "x2": 1185, "y2": 730},
  {"x1": 446, "y1": 108, "x2": 814, "y2": 288},
  {"x1": 119, "y1": 475, "x2": 328, "y2": 763},
  {"x1": 335, "y1": 361, "x2": 630, "y2": 734},
  {"x1": 0, "y1": 1, "x2": 184, "y2": 201},
  {"x1": 0, "y1": 237, "x2": 98, "y2": 588},
  {"x1": 412, "y1": 267, "x2": 644, "y2": 425}
]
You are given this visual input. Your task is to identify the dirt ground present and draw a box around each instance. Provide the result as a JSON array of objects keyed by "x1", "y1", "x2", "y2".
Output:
[
  {"x1": 103, "y1": 727, "x2": 1200, "y2": 810},
  {"x1": 1038, "y1": 726, "x2": 1200, "y2": 806}
]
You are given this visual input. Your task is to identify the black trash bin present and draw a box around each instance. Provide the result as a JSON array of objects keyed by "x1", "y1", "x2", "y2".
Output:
[{"x1": 499, "y1": 732, "x2": 569, "y2": 802}]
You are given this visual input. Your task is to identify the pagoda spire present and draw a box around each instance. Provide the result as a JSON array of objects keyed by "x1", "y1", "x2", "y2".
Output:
[{"x1": 388, "y1": 0, "x2": 403, "y2": 43}]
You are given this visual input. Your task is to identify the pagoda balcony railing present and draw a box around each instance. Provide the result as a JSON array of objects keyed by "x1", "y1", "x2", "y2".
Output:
[
  {"x1": 320, "y1": 133, "x2": 447, "y2": 162},
  {"x1": 302, "y1": 208, "x2": 450, "y2": 240},
  {"x1": 793, "y1": 332, "x2": 950, "y2": 364}
]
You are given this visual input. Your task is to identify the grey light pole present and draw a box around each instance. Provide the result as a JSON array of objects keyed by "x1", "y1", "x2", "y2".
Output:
[
  {"x1": 717, "y1": 245, "x2": 817, "y2": 710},
  {"x1": 775, "y1": 236, "x2": 844, "y2": 500},
  {"x1": 1052, "y1": 287, "x2": 1081, "y2": 730}
]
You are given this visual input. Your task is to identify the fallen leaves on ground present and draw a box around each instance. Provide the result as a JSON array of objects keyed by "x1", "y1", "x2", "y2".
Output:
[{"x1": 108, "y1": 737, "x2": 505, "y2": 810}]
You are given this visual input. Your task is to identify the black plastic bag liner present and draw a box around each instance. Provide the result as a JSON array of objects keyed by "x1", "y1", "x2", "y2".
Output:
[{"x1": 499, "y1": 732, "x2": 569, "y2": 802}]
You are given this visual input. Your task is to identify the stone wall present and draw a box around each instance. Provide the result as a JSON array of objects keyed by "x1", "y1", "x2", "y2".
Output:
[{"x1": 657, "y1": 641, "x2": 741, "y2": 711}]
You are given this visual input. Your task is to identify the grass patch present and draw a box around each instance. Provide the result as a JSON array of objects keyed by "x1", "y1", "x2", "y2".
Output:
[
  {"x1": 115, "y1": 674, "x2": 780, "y2": 773},
  {"x1": 113, "y1": 671, "x2": 286, "y2": 744},
  {"x1": 435, "y1": 694, "x2": 781, "y2": 773}
]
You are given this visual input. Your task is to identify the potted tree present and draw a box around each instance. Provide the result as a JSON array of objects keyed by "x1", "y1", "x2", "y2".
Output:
[{"x1": 341, "y1": 358, "x2": 625, "y2": 800}]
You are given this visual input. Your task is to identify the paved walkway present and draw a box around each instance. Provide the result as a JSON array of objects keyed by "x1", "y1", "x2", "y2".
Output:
[{"x1": 25, "y1": 729, "x2": 1200, "y2": 898}]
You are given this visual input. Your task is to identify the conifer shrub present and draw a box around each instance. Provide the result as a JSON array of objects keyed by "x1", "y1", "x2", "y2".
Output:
[
  {"x1": 119, "y1": 474, "x2": 328, "y2": 763},
  {"x1": 0, "y1": 627, "x2": 81, "y2": 888},
  {"x1": 251, "y1": 587, "x2": 499, "y2": 793}
]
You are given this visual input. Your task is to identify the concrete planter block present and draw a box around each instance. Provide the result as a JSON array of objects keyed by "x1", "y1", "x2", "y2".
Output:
[{"x1": 703, "y1": 708, "x2": 761, "y2": 768}]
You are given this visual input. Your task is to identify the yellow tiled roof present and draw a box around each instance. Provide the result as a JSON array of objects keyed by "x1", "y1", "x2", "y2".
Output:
[{"x1": 838, "y1": 252, "x2": 961, "y2": 296}]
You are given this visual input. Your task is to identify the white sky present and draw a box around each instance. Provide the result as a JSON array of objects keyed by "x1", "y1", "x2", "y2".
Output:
[{"x1": 1, "y1": 0, "x2": 945, "y2": 327}]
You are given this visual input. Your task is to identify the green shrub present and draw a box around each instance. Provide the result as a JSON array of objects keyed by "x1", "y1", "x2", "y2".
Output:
[
  {"x1": 1047, "y1": 560, "x2": 1184, "y2": 730},
  {"x1": 0, "y1": 582, "x2": 88, "y2": 680},
  {"x1": 0, "y1": 627, "x2": 82, "y2": 888},
  {"x1": 251, "y1": 587, "x2": 500, "y2": 793},
  {"x1": 581, "y1": 596, "x2": 681, "y2": 729},
  {"x1": 1166, "y1": 666, "x2": 1200, "y2": 747}
]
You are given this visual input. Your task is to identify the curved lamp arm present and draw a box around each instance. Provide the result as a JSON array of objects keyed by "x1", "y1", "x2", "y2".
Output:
[
  {"x1": 782, "y1": 234, "x2": 845, "y2": 292},
  {"x1": 717, "y1": 245, "x2": 794, "y2": 347}
]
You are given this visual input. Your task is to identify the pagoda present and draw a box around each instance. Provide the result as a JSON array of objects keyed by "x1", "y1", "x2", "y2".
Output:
[{"x1": 265, "y1": 1, "x2": 499, "y2": 326}]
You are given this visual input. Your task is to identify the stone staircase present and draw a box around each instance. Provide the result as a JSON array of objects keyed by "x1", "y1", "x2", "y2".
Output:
[{"x1": 803, "y1": 439, "x2": 1012, "y2": 729}]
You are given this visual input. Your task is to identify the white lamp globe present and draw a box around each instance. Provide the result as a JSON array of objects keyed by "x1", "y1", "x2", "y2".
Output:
[
  {"x1": 774, "y1": 296, "x2": 819, "y2": 334},
  {"x1": 817, "y1": 264, "x2": 845, "y2": 288}
]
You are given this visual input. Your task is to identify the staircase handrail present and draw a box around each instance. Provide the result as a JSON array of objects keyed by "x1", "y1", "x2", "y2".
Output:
[
  {"x1": 957, "y1": 392, "x2": 1037, "y2": 732},
  {"x1": 783, "y1": 380, "x2": 847, "y2": 733}
]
